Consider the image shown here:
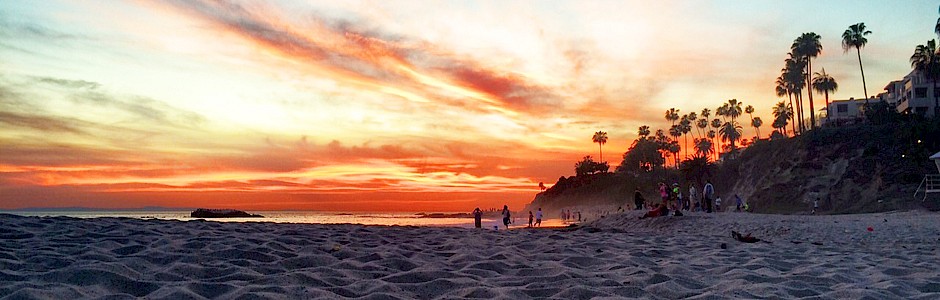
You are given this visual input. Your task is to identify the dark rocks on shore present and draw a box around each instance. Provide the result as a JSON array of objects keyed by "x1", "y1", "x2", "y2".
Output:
[{"x1": 190, "y1": 209, "x2": 263, "y2": 218}]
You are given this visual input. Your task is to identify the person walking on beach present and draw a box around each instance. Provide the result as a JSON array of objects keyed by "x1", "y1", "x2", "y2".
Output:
[
  {"x1": 528, "y1": 211, "x2": 534, "y2": 227},
  {"x1": 735, "y1": 194, "x2": 743, "y2": 212},
  {"x1": 633, "y1": 187, "x2": 645, "y2": 210},
  {"x1": 703, "y1": 180, "x2": 715, "y2": 213},
  {"x1": 688, "y1": 184, "x2": 698, "y2": 212},
  {"x1": 659, "y1": 182, "x2": 668, "y2": 207},
  {"x1": 501, "y1": 205, "x2": 511, "y2": 229},
  {"x1": 473, "y1": 207, "x2": 483, "y2": 228},
  {"x1": 813, "y1": 198, "x2": 819, "y2": 215},
  {"x1": 535, "y1": 208, "x2": 543, "y2": 227}
]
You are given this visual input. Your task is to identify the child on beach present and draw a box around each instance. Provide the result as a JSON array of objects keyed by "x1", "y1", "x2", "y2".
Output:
[
  {"x1": 715, "y1": 197, "x2": 722, "y2": 212},
  {"x1": 528, "y1": 211, "x2": 534, "y2": 227}
]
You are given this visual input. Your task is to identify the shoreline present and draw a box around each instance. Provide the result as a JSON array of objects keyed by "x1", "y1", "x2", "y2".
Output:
[{"x1": 2, "y1": 211, "x2": 939, "y2": 299}]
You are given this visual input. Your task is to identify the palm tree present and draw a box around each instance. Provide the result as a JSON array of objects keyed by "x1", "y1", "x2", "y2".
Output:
[
  {"x1": 655, "y1": 129, "x2": 669, "y2": 169},
  {"x1": 812, "y1": 68, "x2": 838, "y2": 124},
  {"x1": 784, "y1": 53, "x2": 807, "y2": 134},
  {"x1": 725, "y1": 99, "x2": 743, "y2": 124},
  {"x1": 751, "y1": 117, "x2": 763, "y2": 140},
  {"x1": 911, "y1": 40, "x2": 940, "y2": 117},
  {"x1": 744, "y1": 105, "x2": 756, "y2": 138},
  {"x1": 694, "y1": 138, "x2": 713, "y2": 160},
  {"x1": 592, "y1": 131, "x2": 608, "y2": 162},
  {"x1": 772, "y1": 101, "x2": 792, "y2": 136},
  {"x1": 720, "y1": 121, "x2": 743, "y2": 155},
  {"x1": 842, "y1": 23, "x2": 872, "y2": 100},
  {"x1": 792, "y1": 33, "x2": 822, "y2": 130},
  {"x1": 710, "y1": 118, "x2": 722, "y2": 160},
  {"x1": 696, "y1": 118, "x2": 708, "y2": 140},
  {"x1": 664, "y1": 108, "x2": 680, "y2": 127},
  {"x1": 706, "y1": 130, "x2": 717, "y2": 161},
  {"x1": 776, "y1": 75, "x2": 797, "y2": 135},
  {"x1": 668, "y1": 125, "x2": 681, "y2": 166},
  {"x1": 679, "y1": 115, "x2": 692, "y2": 159},
  {"x1": 637, "y1": 125, "x2": 651, "y2": 139}
]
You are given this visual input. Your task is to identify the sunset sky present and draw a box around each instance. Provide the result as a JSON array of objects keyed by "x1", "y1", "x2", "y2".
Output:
[{"x1": 1, "y1": 1, "x2": 937, "y2": 211}]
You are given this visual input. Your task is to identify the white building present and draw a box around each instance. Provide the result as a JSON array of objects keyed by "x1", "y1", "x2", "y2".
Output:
[
  {"x1": 894, "y1": 69, "x2": 938, "y2": 117},
  {"x1": 821, "y1": 98, "x2": 868, "y2": 125}
]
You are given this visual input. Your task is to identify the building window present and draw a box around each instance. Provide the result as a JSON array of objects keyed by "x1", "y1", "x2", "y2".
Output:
[
  {"x1": 837, "y1": 104, "x2": 848, "y2": 113},
  {"x1": 915, "y1": 87, "x2": 928, "y2": 98}
]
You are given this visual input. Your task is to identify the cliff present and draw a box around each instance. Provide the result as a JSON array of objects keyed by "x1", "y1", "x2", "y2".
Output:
[{"x1": 526, "y1": 120, "x2": 940, "y2": 214}]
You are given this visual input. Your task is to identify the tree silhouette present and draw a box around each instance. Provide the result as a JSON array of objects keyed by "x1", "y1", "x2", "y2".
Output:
[
  {"x1": 812, "y1": 68, "x2": 838, "y2": 124},
  {"x1": 792, "y1": 32, "x2": 823, "y2": 130},
  {"x1": 784, "y1": 52, "x2": 807, "y2": 134},
  {"x1": 592, "y1": 131, "x2": 608, "y2": 162},
  {"x1": 772, "y1": 101, "x2": 792, "y2": 136},
  {"x1": 720, "y1": 121, "x2": 743, "y2": 156},
  {"x1": 842, "y1": 23, "x2": 872, "y2": 100},
  {"x1": 637, "y1": 125, "x2": 651, "y2": 138},
  {"x1": 751, "y1": 117, "x2": 763, "y2": 140},
  {"x1": 775, "y1": 75, "x2": 797, "y2": 135}
]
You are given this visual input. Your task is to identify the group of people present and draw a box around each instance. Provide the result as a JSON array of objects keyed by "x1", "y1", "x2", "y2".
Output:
[
  {"x1": 634, "y1": 179, "x2": 750, "y2": 218},
  {"x1": 473, "y1": 206, "x2": 544, "y2": 229}
]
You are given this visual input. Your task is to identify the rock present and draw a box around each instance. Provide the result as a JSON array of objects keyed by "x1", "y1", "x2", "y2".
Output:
[{"x1": 190, "y1": 209, "x2": 263, "y2": 218}]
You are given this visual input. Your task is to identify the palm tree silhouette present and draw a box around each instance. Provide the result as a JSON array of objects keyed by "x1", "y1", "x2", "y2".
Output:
[
  {"x1": 694, "y1": 138, "x2": 713, "y2": 160},
  {"x1": 842, "y1": 23, "x2": 872, "y2": 100},
  {"x1": 720, "y1": 122, "x2": 743, "y2": 156},
  {"x1": 706, "y1": 130, "x2": 717, "y2": 161},
  {"x1": 592, "y1": 131, "x2": 608, "y2": 162},
  {"x1": 783, "y1": 53, "x2": 807, "y2": 134},
  {"x1": 637, "y1": 125, "x2": 651, "y2": 138},
  {"x1": 792, "y1": 33, "x2": 823, "y2": 130},
  {"x1": 775, "y1": 76, "x2": 797, "y2": 135},
  {"x1": 744, "y1": 105, "x2": 756, "y2": 139},
  {"x1": 772, "y1": 101, "x2": 792, "y2": 136},
  {"x1": 910, "y1": 40, "x2": 940, "y2": 117},
  {"x1": 679, "y1": 115, "x2": 692, "y2": 160},
  {"x1": 710, "y1": 118, "x2": 721, "y2": 160},
  {"x1": 812, "y1": 68, "x2": 838, "y2": 124},
  {"x1": 751, "y1": 117, "x2": 763, "y2": 140},
  {"x1": 664, "y1": 108, "x2": 680, "y2": 127},
  {"x1": 668, "y1": 125, "x2": 681, "y2": 166}
]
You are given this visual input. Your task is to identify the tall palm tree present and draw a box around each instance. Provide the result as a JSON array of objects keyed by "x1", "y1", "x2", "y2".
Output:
[
  {"x1": 812, "y1": 68, "x2": 838, "y2": 124},
  {"x1": 744, "y1": 105, "x2": 756, "y2": 138},
  {"x1": 655, "y1": 129, "x2": 669, "y2": 169},
  {"x1": 751, "y1": 117, "x2": 763, "y2": 140},
  {"x1": 720, "y1": 121, "x2": 743, "y2": 156},
  {"x1": 911, "y1": 40, "x2": 940, "y2": 117},
  {"x1": 696, "y1": 118, "x2": 708, "y2": 140},
  {"x1": 592, "y1": 131, "x2": 608, "y2": 162},
  {"x1": 725, "y1": 99, "x2": 743, "y2": 124},
  {"x1": 792, "y1": 32, "x2": 823, "y2": 130},
  {"x1": 679, "y1": 115, "x2": 692, "y2": 160},
  {"x1": 842, "y1": 23, "x2": 872, "y2": 100},
  {"x1": 776, "y1": 75, "x2": 797, "y2": 135},
  {"x1": 706, "y1": 130, "x2": 717, "y2": 161},
  {"x1": 710, "y1": 118, "x2": 722, "y2": 160},
  {"x1": 772, "y1": 101, "x2": 792, "y2": 136},
  {"x1": 784, "y1": 53, "x2": 807, "y2": 134}
]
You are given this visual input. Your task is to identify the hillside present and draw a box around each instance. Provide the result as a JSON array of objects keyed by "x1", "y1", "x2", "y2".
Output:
[{"x1": 526, "y1": 120, "x2": 940, "y2": 214}]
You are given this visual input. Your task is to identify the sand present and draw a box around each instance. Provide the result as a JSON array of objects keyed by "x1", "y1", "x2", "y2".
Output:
[{"x1": 1, "y1": 211, "x2": 939, "y2": 299}]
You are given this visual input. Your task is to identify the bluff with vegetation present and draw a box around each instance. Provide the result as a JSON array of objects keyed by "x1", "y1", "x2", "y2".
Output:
[{"x1": 525, "y1": 118, "x2": 940, "y2": 215}]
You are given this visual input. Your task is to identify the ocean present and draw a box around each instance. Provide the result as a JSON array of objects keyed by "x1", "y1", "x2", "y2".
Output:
[{"x1": 0, "y1": 210, "x2": 537, "y2": 228}]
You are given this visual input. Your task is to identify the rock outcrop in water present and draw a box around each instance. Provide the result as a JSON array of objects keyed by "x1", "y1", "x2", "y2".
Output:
[{"x1": 190, "y1": 209, "x2": 263, "y2": 218}]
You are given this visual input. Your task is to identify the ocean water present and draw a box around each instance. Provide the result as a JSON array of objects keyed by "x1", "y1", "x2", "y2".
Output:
[{"x1": 0, "y1": 211, "x2": 541, "y2": 228}]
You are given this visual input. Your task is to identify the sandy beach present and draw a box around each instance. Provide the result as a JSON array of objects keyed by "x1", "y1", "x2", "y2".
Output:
[{"x1": 2, "y1": 211, "x2": 939, "y2": 299}]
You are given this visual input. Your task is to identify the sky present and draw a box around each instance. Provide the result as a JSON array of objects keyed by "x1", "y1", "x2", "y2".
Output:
[{"x1": 1, "y1": 0, "x2": 938, "y2": 211}]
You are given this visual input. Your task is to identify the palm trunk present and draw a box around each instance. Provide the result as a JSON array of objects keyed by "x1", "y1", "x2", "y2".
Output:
[
  {"x1": 598, "y1": 144, "x2": 603, "y2": 162},
  {"x1": 857, "y1": 48, "x2": 868, "y2": 99},
  {"x1": 796, "y1": 91, "x2": 804, "y2": 134},
  {"x1": 683, "y1": 134, "x2": 688, "y2": 161},
  {"x1": 935, "y1": 78, "x2": 939, "y2": 117},
  {"x1": 807, "y1": 59, "x2": 816, "y2": 130},
  {"x1": 788, "y1": 93, "x2": 796, "y2": 136},
  {"x1": 824, "y1": 90, "x2": 830, "y2": 126}
]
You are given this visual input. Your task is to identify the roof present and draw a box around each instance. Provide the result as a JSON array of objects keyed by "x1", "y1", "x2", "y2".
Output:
[{"x1": 931, "y1": 151, "x2": 940, "y2": 160}]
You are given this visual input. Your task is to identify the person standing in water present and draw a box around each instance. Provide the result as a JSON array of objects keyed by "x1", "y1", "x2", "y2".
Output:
[
  {"x1": 472, "y1": 207, "x2": 483, "y2": 228},
  {"x1": 501, "y1": 205, "x2": 511, "y2": 229}
]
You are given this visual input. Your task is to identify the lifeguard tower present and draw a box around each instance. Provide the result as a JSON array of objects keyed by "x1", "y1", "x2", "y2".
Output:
[{"x1": 916, "y1": 151, "x2": 940, "y2": 201}]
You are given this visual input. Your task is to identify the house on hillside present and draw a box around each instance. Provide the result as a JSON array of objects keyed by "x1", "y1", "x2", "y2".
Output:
[
  {"x1": 821, "y1": 98, "x2": 868, "y2": 126},
  {"x1": 894, "y1": 69, "x2": 938, "y2": 117}
]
